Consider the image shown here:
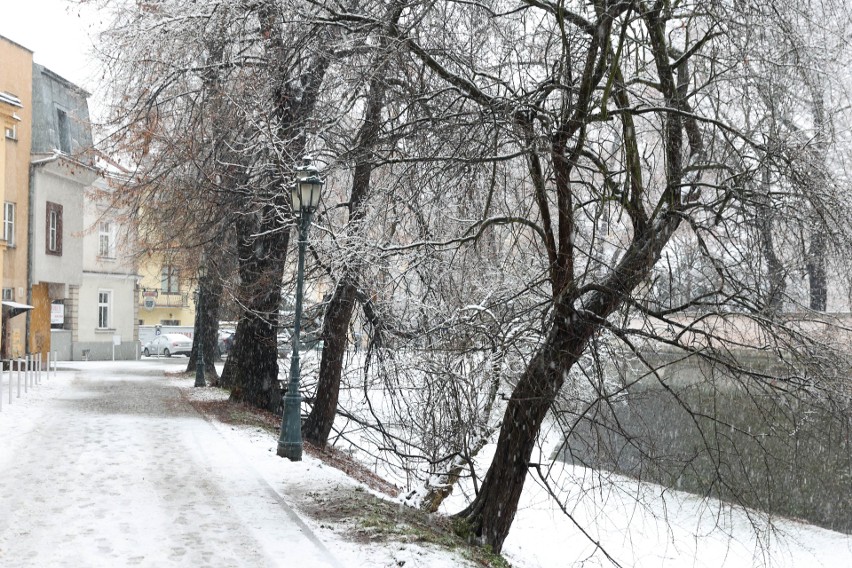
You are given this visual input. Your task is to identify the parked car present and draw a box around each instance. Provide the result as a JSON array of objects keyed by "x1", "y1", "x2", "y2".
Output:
[
  {"x1": 218, "y1": 330, "x2": 235, "y2": 357},
  {"x1": 277, "y1": 329, "x2": 323, "y2": 356},
  {"x1": 143, "y1": 333, "x2": 193, "y2": 357}
]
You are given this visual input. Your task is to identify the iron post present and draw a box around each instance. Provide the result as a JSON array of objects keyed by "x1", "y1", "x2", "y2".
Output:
[{"x1": 277, "y1": 211, "x2": 312, "y2": 460}]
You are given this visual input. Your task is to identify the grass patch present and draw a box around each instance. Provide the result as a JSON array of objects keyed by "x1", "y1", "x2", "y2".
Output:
[{"x1": 301, "y1": 485, "x2": 511, "y2": 566}]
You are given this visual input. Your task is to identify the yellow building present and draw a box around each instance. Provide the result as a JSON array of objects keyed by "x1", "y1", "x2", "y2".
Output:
[
  {"x1": 0, "y1": 36, "x2": 33, "y2": 359},
  {"x1": 137, "y1": 253, "x2": 196, "y2": 327},
  {"x1": 0, "y1": 94, "x2": 18, "y2": 354}
]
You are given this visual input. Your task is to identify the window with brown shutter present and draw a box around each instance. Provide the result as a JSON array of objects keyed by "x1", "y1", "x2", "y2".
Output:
[{"x1": 46, "y1": 201, "x2": 63, "y2": 256}]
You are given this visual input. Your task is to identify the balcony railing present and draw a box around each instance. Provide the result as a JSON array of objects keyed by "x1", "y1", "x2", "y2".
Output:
[{"x1": 139, "y1": 291, "x2": 189, "y2": 308}]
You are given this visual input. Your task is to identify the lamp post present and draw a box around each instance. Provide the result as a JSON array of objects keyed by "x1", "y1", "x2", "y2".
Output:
[
  {"x1": 278, "y1": 156, "x2": 324, "y2": 461},
  {"x1": 194, "y1": 261, "x2": 206, "y2": 388}
]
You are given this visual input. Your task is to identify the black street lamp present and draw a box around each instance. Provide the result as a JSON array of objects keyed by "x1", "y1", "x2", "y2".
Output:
[
  {"x1": 195, "y1": 260, "x2": 206, "y2": 388},
  {"x1": 278, "y1": 157, "x2": 324, "y2": 461}
]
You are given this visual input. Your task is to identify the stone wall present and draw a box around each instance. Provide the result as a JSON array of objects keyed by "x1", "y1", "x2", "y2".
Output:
[{"x1": 557, "y1": 351, "x2": 852, "y2": 533}]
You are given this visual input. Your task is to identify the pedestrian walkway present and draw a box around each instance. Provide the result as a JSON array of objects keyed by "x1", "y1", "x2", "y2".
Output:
[{"x1": 0, "y1": 362, "x2": 341, "y2": 568}]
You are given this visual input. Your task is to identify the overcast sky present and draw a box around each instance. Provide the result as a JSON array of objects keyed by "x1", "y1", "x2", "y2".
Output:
[{"x1": 0, "y1": 0, "x2": 103, "y2": 95}]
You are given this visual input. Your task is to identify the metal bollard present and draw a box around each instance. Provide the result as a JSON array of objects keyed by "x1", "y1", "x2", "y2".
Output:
[
  {"x1": 17, "y1": 359, "x2": 22, "y2": 398},
  {"x1": 24, "y1": 355, "x2": 28, "y2": 393}
]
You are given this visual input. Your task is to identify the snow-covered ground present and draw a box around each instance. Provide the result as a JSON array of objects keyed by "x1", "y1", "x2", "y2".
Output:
[
  {"x1": 0, "y1": 360, "x2": 466, "y2": 567},
  {"x1": 500, "y1": 461, "x2": 852, "y2": 568},
  {"x1": 0, "y1": 359, "x2": 850, "y2": 567},
  {"x1": 447, "y1": 421, "x2": 852, "y2": 568}
]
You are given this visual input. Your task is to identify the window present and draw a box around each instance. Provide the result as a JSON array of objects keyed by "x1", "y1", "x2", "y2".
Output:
[
  {"x1": 161, "y1": 265, "x2": 180, "y2": 293},
  {"x1": 2, "y1": 288, "x2": 13, "y2": 301},
  {"x1": 4, "y1": 124, "x2": 16, "y2": 140},
  {"x1": 160, "y1": 319, "x2": 180, "y2": 326},
  {"x1": 98, "y1": 221, "x2": 115, "y2": 258},
  {"x1": 3, "y1": 202, "x2": 14, "y2": 246},
  {"x1": 46, "y1": 202, "x2": 63, "y2": 255},
  {"x1": 97, "y1": 290, "x2": 112, "y2": 329},
  {"x1": 57, "y1": 108, "x2": 71, "y2": 153}
]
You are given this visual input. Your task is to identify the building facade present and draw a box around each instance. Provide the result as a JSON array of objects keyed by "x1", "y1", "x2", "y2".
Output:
[
  {"x1": 0, "y1": 94, "x2": 17, "y2": 329},
  {"x1": 29, "y1": 64, "x2": 139, "y2": 361},
  {"x1": 72, "y1": 171, "x2": 138, "y2": 360},
  {"x1": 2, "y1": 35, "x2": 140, "y2": 361},
  {"x1": 137, "y1": 254, "x2": 195, "y2": 328},
  {"x1": 0, "y1": 36, "x2": 33, "y2": 360}
]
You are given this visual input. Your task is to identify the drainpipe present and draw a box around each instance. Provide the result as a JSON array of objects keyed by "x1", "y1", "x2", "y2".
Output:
[{"x1": 26, "y1": 161, "x2": 35, "y2": 359}]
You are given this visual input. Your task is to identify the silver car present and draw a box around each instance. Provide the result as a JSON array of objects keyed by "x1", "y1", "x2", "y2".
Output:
[{"x1": 143, "y1": 333, "x2": 193, "y2": 357}]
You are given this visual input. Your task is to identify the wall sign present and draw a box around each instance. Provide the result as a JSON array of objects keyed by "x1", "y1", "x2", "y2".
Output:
[{"x1": 51, "y1": 303, "x2": 65, "y2": 324}]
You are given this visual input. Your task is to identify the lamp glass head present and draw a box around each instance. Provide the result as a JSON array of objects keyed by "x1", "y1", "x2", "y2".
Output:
[{"x1": 292, "y1": 156, "x2": 323, "y2": 213}]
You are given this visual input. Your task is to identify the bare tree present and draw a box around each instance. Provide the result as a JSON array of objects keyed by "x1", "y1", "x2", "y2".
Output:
[
  {"x1": 93, "y1": 0, "x2": 852, "y2": 559},
  {"x1": 366, "y1": 0, "x2": 852, "y2": 553},
  {"x1": 94, "y1": 0, "x2": 332, "y2": 407},
  {"x1": 301, "y1": 1, "x2": 407, "y2": 447}
]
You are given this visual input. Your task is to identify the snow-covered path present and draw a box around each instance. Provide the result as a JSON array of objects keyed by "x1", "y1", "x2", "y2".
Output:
[
  {"x1": 0, "y1": 362, "x2": 342, "y2": 568},
  {"x1": 3, "y1": 360, "x2": 849, "y2": 568}
]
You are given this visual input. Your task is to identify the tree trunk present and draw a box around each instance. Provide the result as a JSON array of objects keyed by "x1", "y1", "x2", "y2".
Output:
[
  {"x1": 806, "y1": 87, "x2": 828, "y2": 312},
  {"x1": 186, "y1": 272, "x2": 222, "y2": 383},
  {"x1": 757, "y1": 167, "x2": 786, "y2": 313},
  {"x1": 219, "y1": 1, "x2": 329, "y2": 413},
  {"x1": 454, "y1": 316, "x2": 589, "y2": 551},
  {"x1": 219, "y1": 209, "x2": 289, "y2": 412},
  {"x1": 221, "y1": 307, "x2": 283, "y2": 410},
  {"x1": 807, "y1": 228, "x2": 828, "y2": 311},
  {"x1": 303, "y1": 280, "x2": 357, "y2": 445}
]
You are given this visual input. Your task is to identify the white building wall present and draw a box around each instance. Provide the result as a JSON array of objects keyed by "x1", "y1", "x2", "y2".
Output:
[
  {"x1": 74, "y1": 274, "x2": 137, "y2": 359},
  {"x1": 69, "y1": 176, "x2": 138, "y2": 360},
  {"x1": 30, "y1": 161, "x2": 89, "y2": 287}
]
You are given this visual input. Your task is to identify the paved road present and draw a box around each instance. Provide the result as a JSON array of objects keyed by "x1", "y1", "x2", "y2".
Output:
[{"x1": 0, "y1": 363, "x2": 341, "y2": 568}]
